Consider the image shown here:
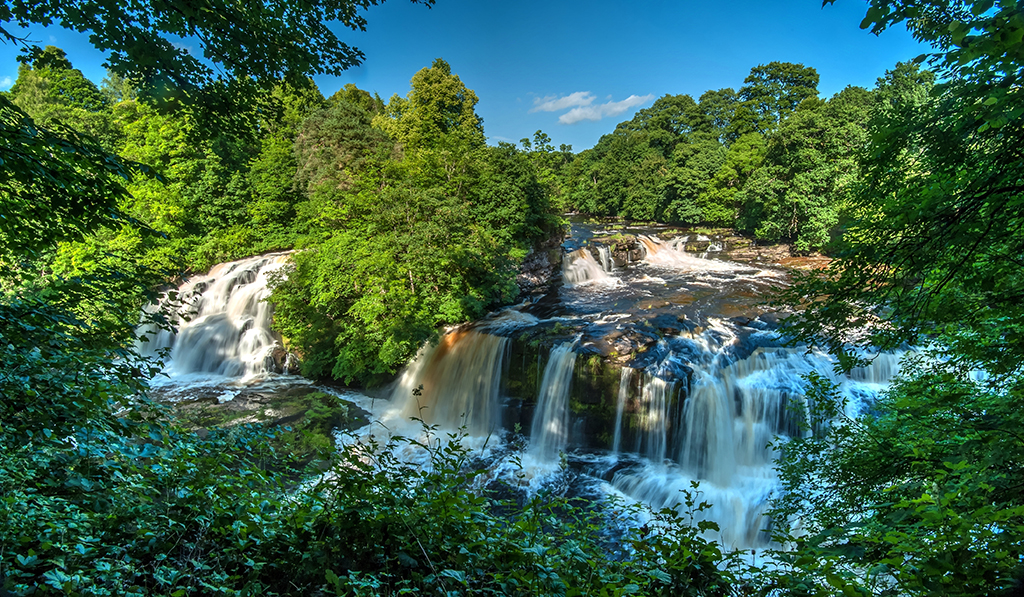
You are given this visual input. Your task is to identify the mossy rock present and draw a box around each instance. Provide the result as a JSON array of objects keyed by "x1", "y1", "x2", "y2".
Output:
[{"x1": 177, "y1": 387, "x2": 369, "y2": 462}]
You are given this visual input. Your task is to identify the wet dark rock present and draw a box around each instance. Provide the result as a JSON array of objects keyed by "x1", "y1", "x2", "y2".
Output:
[
  {"x1": 271, "y1": 347, "x2": 302, "y2": 375},
  {"x1": 174, "y1": 386, "x2": 369, "y2": 435},
  {"x1": 730, "y1": 316, "x2": 753, "y2": 327},
  {"x1": 648, "y1": 313, "x2": 687, "y2": 335},
  {"x1": 517, "y1": 248, "x2": 561, "y2": 294}
]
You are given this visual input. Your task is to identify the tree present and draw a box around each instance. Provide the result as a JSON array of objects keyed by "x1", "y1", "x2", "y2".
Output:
[
  {"x1": 1, "y1": 0, "x2": 434, "y2": 269},
  {"x1": 764, "y1": 2, "x2": 1024, "y2": 594},
  {"x1": 7, "y1": 46, "x2": 120, "y2": 148},
  {"x1": 294, "y1": 95, "x2": 391, "y2": 195},
  {"x1": 329, "y1": 82, "x2": 384, "y2": 113},
  {"x1": 10, "y1": 46, "x2": 107, "y2": 112},
  {"x1": 738, "y1": 86, "x2": 873, "y2": 251},
  {"x1": 627, "y1": 93, "x2": 703, "y2": 151},
  {"x1": 567, "y1": 128, "x2": 668, "y2": 220},
  {"x1": 697, "y1": 87, "x2": 741, "y2": 143},
  {"x1": 780, "y1": 57, "x2": 1022, "y2": 366},
  {"x1": 700, "y1": 132, "x2": 766, "y2": 225},
  {"x1": 739, "y1": 61, "x2": 820, "y2": 133},
  {"x1": 1, "y1": 0, "x2": 434, "y2": 111},
  {"x1": 663, "y1": 134, "x2": 727, "y2": 224},
  {"x1": 0, "y1": 96, "x2": 153, "y2": 261},
  {"x1": 373, "y1": 58, "x2": 485, "y2": 150},
  {"x1": 521, "y1": 131, "x2": 574, "y2": 212}
]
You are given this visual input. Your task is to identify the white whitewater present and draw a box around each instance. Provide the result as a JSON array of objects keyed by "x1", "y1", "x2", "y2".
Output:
[
  {"x1": 139, "y1": 252, "x2": 291, "y2": 384},
  {"x1": 596, "y1": 245, "x2": 615, "y2": 273},
  {"x1": 529, "y1": 341, "x2": 579, "y2": 462},
  {"x1": 638, "y1": 234, "x2": 737, "y2": 271},
  {"x1": 563, "y1": 248, "x2": 615, "y2": 285},
  {"x1": 611, "y1": 367, "x2": 634, "y2": 455},
  {"x1": 611, "y1": 324, "x2": 903, "y2": 549},
  {"x1": 634, "y1": 372, "x2": 677, "y2": 464},
  {"x1": 392, "y1": 329, "x2": 508, "y2": 437}
]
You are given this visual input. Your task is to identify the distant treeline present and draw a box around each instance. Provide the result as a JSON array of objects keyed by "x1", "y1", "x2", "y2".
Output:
[{"x1": 538, "y1": 61, "x2": 934, "y2": 252}]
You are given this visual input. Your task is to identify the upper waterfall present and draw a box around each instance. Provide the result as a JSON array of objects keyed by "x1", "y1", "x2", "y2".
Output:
[{"x1": 138, "y1": 252, "x2": 292, "y2": 384}]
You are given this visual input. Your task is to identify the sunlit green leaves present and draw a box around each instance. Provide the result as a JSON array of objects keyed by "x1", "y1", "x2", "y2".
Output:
[{"x1": 0, "y1": 96, "x2": 157, "y2": 260}]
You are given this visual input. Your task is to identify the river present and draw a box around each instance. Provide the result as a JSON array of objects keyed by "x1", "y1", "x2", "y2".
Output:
[{"x1": 140, "y1": 218, "x2": 901, "y2": 551}]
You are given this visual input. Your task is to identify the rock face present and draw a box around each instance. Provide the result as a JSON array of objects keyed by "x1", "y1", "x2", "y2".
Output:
[
  {"x1": 610, "y1": 239, "x2": 643, "y2": 265},
  {"x1": 271, "y1": 347, "x2": 302, "y2": 375},
  {"x1": 517, "y1": 232, "x2": 565, "y2": 294}
]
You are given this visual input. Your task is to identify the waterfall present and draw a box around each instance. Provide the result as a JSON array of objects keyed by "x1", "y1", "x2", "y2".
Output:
[
  {"x1": 610, "y1": 332, "x2": 901, "y2": 549},
  {"x1": 677, "y1": 348, "x2": 825, "y2": 486},
  {"x1": 635, "y1": 373, "x2": 677, "y2": 464},
  {"x1": 563, "y1": 248, "x2": 614, "y2": 285},
  {"x1": 138, "y1": 252, "x2": 291, "y2": 382},
  {"x1": 529, "y1": 341, "x2": 578, "y2": 462},
  {"x1": 144, "y1": 220, "x2": 906, "y2": 553},
  {"x1": 392, "y1": 329, "x2": 508, "y2": 436},
  {"x1": 596, "y1": 245, "x2": 614, "y2": 273},
  {"x1": 611, "y1": 367, "x2": 634, "y2": 455},
  {"x1": 638, "y1": 235, "x2": 735, "y2": 271}
]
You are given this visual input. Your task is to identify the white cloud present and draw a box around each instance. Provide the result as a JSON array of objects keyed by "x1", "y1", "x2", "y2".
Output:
[
  {"x1": 558, "y1": 94, "x2": 655, "y2": 124},
  {"x1": 530, "y1": 91, "x2": 594, "y2": 113},
  {"x1": 0, "y1": 76, "x2": 12, "y2": 91}
]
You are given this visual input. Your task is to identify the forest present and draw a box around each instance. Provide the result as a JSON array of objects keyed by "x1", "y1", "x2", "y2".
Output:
[{"x1": 1, "y1": 0, "x2": 1022, "y2": 595}]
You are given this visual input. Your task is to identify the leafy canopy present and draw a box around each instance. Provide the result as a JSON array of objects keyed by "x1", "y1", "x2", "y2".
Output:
[{"x1": 1, "y1": 0, "x2": 434, "y2": 108}]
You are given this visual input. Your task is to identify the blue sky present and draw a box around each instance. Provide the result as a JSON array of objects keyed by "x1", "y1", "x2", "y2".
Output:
[{"x1": 0, "y1": 0, "x2": 928, "y2": 150}]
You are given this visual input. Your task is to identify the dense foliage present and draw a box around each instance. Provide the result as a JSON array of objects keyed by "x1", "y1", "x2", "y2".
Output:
[
  {"x1": 268, "y1": 59, "x2": 558, "y2": 384},
  {"x1": 4, "y1": 0, "x2": 1024, "y2": 595},
  {"x1": 762, "y1": 1, "x2": 1024, "y2": 595},
  {"x1": 560, "y1": 60, "x2": 873, "y2": 250},
  {"x1": 3, "y1": 47, "x2": 559, "y2": 383}
]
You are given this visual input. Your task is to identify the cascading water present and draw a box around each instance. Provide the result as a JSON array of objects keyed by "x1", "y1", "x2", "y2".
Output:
[
  {"x1": 391, "y1": 329, "x2": 508, "y2": 436},
  {"x1": 638, "y1": 234, "x2": 735, "y2": 271},
  {"x1": 609, "y1": 324, "x2": 900, "y2": 548},
  {"x1": 596, "y1": 245, "x2": 614, "y2": 273},
  {"x1": 148, "y1": 216, "x2": 905, "y2": 553},
  {"x1": 139, "y1": 253, "x2": 292, "y2": 384},
  {"x1": 611, "y1": 367, "x2": 634, "y2": 455},
  {"x1": 528, "y1": 341, "x2": 579, "y2": 462},
  {"x1": 633, "y1": 372, "x2": 677, "y2": 464},
  {"x1": 563, "y1": 248, "x2": 615, "y2": 285}
]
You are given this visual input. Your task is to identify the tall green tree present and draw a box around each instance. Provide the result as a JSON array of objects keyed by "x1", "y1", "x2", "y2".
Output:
[
  {"x1": 663, "y1": 134, "x2": 727, "y2": 224},
  {"x1": 567, "y1": 128, "x2": 668, "y2": 220},
  {"x1": 739, "y1": 61, "x2": 820, "y2": 134},
  {"x1": 738, "y1": 86, "x2": 873, "y2": 251},
  {"x1": 295, "y1": 95, "x2": 391, "y2": 196},
  {"x1": 373, "y1": 58, "x2": 485, "y2": 150},
  {"x1": 700, "y1": 132, "x2": 766, "y2": 225},
  {"x1": 7, "y1": 45, "x2": 120, "y2": 148},
  {"x1": 697, "y1": 87, "x2": 741, "y2": 143}
]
